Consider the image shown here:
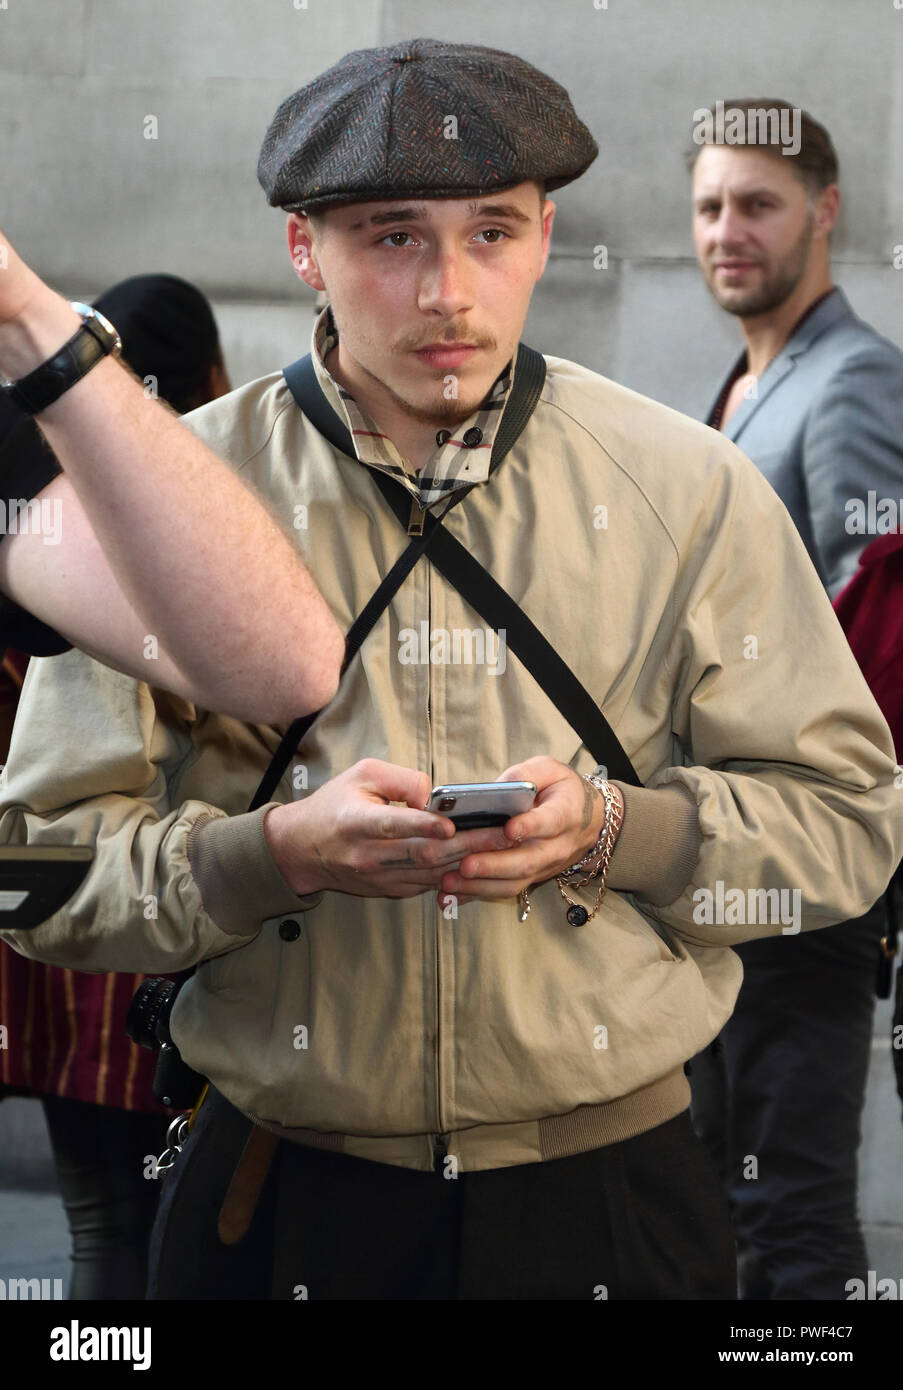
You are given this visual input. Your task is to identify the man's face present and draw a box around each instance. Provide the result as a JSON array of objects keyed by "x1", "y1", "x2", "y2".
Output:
[
  {"x1": 691, "y1": 146, "x2": 826, "y2": 317},
  {"x1": 287, "y1": 181, "x2": 554, "y2": 427}
]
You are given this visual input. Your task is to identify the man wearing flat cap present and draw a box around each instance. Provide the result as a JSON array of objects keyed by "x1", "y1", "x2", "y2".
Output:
[{"x1": 2, "y1": 38, "x2": 901, "y2": 1300}]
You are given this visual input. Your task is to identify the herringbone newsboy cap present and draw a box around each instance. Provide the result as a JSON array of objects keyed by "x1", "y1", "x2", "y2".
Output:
[{"x1": 257, "y1": 36, "x2": 598, "y2": 211}]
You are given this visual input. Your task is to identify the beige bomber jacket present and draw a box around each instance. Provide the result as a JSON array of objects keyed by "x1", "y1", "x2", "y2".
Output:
[{"x1": 1, "y1": 340, "x2": 901, "y2": 1172}]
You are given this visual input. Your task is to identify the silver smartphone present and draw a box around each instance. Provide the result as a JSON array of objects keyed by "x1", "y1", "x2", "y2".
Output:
[
  {"x1": 426, "y1": 781, "x2": 537, "y2": 830},
  {"x1": 0, "y1": 846, "x2": 94, "y2": 930}
]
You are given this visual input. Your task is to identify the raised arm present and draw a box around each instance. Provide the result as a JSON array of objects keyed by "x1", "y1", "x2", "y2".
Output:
[{"x1": 0, "y1": 230, "x2": 343, "y2": 724}]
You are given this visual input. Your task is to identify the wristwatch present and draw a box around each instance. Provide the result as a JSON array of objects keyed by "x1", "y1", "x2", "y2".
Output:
[{"x1": 1, "y1": 302, "x2": 122, "y2": 415}]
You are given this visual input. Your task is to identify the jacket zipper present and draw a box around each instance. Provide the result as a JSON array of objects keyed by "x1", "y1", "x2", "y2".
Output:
[
  {"x1": 426, "y1": 556, "x2": 446, "y2": 1155},
  {"x1": 432, "y1": 1131, "x2": 451, "y2": 1173}
]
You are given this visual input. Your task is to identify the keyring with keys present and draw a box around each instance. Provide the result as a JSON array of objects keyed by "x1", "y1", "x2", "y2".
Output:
[{"x1": 154, "y1": 1112, "x2": 192, "y2": 1174}]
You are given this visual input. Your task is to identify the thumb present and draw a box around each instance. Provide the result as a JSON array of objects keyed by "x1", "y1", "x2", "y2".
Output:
[
  {"x1": 351, "y1": 759, "x2": 432, "y2": 809},
  {"x1": 495, "y1": 763, "x2": 530, "y2": 783}
]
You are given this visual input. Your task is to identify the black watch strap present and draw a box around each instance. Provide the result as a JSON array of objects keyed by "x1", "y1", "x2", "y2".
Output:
[{"x1": 2, "y1": 304, "x2": 120, "y2": 415}]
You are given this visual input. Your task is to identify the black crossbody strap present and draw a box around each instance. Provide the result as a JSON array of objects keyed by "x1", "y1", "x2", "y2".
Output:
[
  {"x1": 249, "y1": 519, "x2": 441, "y2": 809},
  {"x1": 249, "y1": 345, "x2": 545, "y2": 811},
  {"x1": 376, "y1": 477, "x2": 640, "y2": 785},
  {"x1": 251, "y1": 344, "x2": 639, "y2": 810}
]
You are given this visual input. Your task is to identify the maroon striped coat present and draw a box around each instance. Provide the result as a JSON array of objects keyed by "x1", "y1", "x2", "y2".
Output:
[{"x1": 0, "y1": 650, "x2": 169, "y2": 1114}]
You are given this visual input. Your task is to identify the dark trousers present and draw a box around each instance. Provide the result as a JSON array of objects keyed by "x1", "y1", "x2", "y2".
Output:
[
  {"x1": 689, "y1": 900, "x2": 886, "y2": 1301},
  {"x1": 41, "y1": 1095, "x2": 167, "y2": 1300},
  {"x1": 147, "y1": 1086, "x2": 737, "y2": 1300}
]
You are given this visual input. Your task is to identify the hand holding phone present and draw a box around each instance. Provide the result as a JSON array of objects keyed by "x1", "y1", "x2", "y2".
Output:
[
  {"x1": 426, "y1": 781, "x2": 537, "y2": 830},
  {"x1": 435, "y1": 757, "x2": 615, "y2": 908}
]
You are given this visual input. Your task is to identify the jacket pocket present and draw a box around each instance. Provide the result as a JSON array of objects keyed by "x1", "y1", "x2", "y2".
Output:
[
  {"x1": 204, "y1": 914, "x2": 309, "y2": 1011},
  {"x1": 612, "y1": 891, "x2": 684, "y2": 963}
]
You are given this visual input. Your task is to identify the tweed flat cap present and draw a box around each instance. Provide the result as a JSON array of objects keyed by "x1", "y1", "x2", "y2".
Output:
[{"x1": 258, "y1": 37, "x2": 598, "y2": 211}]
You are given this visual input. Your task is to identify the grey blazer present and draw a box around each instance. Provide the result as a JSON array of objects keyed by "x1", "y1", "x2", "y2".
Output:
[{"x1": 705, "y1": 287, "x2": 903, "y2": 598}]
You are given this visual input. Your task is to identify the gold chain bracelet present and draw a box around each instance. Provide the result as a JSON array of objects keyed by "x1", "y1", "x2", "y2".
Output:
[
  {"x1": 515, "y1": 774, "x2": 624, "y2": 927},
  {"x1": 556, "y1": 776, "x2": 623, "y2": 926}
]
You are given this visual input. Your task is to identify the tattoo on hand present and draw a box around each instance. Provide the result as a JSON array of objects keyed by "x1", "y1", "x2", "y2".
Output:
[
  {"x1": 580, "y1": 778, "x2": 596, "y2": 832},
  {"x1": 380, "y1": 853, "x2": 418, "y2": 868}
]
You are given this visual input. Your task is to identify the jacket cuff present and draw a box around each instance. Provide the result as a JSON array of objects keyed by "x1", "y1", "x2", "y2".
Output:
[
  {"x1": 606, "y1": 781, "x2": 702, "y2": 907},
  {"x1": 187, "y1": 803, "x2": 322, "y2": 936}
]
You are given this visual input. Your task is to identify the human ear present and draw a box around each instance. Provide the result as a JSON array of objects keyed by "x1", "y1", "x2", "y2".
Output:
[
  {"x1": 814, "y1": 183, "x2": 840, "y2": 237},
  {"x1": 287, "y1": 213, "x2": 326, "y2": 291}
]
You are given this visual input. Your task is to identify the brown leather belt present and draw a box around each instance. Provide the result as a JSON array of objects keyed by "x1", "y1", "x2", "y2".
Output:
[{"x1": 217, "y1": 1125, "x2": 279, "y2": 1245}]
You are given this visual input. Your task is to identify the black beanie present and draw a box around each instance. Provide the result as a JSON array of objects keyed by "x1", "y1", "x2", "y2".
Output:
[{"x1": 92, "y1": 274, "x2": 221, "y2": 415}]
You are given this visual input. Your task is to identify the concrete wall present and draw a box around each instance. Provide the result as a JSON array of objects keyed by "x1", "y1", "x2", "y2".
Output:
[
  {"x1": 1, "y1": 0, "x2": 902, "y2": 1276},
  {"x1": 3, "y1": 0, "x2": 903, "y2": 411}
]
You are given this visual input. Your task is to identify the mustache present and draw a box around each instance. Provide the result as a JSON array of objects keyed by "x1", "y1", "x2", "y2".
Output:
[{"x1": 400, "y1": 334, "x2": 495, "y2": 351}]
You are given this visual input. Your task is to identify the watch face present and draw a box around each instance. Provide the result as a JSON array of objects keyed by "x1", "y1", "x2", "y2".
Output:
[{"x1": 71, "y1": 301, "x2": 122, "y2": 354}]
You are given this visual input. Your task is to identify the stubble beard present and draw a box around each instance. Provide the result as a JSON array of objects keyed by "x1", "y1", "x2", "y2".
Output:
[
  {"x1": 707, "y1": 209, "x2": 815, "y2": 318},
  {"x1": 325, "y1": 296, "x2": 502, "y2": 427},
  {"x1": 381, "y1": 378, "x2": 485, "y2": 427},
  {"x1": 356, "y1": 350, "x2": 495, "y2": 427}
]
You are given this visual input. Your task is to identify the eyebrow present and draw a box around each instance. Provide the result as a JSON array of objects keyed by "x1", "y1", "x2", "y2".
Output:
[
  {"x1": 344, "y1": 200, "x2": 534, "y2": 230},
  {"x1": 693, "y1": 187, "x2": 781, "y2": 206}
]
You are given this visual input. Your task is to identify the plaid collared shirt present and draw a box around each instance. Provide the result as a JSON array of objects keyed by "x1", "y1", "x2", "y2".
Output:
[{"x1": 310, "y1": 304, "x2": 514, "y2": 510}]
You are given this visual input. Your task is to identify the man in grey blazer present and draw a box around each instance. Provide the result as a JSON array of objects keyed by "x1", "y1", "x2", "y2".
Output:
[{"x1": 686, "y1": 100, "x2": 903, "y2": 1299}]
